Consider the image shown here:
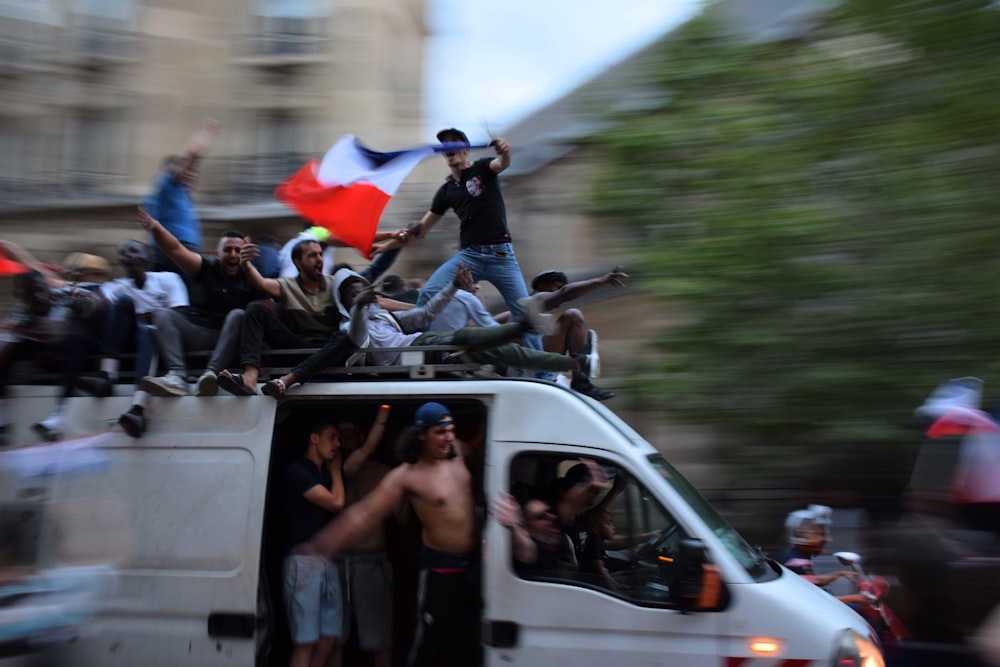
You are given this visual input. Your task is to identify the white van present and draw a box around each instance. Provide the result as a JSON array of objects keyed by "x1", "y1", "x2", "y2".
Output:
[{"x1": 0, "y1": 375, "x2": 883, "y2": 666}]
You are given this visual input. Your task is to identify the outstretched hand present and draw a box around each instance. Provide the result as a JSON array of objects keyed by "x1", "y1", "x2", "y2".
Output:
[
  {"x1": 452, "y1": 262, "x2": 474, "y2": 291},
  {"x1": 238, "y1": 239, "x2": 259, "y2": 265},
  {"x1": 137, "y1": 207, "x2": 159, "y2": 233},
  {"x1": 492, "y1": 491, "x2": 523, "y2": 529},
  {"x1": 604, "y1": 266, "x2": 628, "y2": 288}
]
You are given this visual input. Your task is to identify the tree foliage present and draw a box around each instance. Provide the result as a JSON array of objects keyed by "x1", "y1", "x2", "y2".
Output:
[{"x1": 591, "y1": 0, "x2": 1000, "y2": 493}]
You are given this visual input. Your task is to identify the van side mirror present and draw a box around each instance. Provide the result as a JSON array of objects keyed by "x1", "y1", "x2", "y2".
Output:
[{"x1": 669, "y1": 539, "x2": 721, "y2": 611}]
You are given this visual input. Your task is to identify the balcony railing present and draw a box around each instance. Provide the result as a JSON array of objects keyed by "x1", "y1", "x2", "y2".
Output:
[{"x1": 198, "y1": 152, "x2": 314, "y2": 207}]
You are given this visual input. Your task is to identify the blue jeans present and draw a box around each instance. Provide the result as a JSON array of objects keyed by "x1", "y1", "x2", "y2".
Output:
[
  {"x1": 417, "y1": 243, "x2": 541, "y2": 351},
  {"x1": 103, "y1": 296, "x2": 157, "y2": 379}
]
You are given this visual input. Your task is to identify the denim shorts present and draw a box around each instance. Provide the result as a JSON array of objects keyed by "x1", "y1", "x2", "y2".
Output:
[{"x1": 283, "y1": 553, "x2": 343, "y2": 645}]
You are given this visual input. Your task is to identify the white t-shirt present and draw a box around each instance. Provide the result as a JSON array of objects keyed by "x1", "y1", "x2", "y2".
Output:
[{"x1": 100, "y1": 272, "x2": 189, "y2": 314}]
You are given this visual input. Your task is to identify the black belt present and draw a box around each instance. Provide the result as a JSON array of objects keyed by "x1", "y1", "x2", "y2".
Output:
[{"x1": 480, "y1": 235, "x2": 511, "y2": 244}]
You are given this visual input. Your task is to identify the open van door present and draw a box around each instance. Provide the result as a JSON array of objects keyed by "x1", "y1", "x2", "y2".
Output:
[{"x1": 27, "y1": 396, "x2": 279, "y2": 667}]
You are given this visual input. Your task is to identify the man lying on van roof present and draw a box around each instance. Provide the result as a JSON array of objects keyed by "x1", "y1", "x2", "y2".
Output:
[{"x1": 332, "y1": 266, "x2": 606, "y2": 400}]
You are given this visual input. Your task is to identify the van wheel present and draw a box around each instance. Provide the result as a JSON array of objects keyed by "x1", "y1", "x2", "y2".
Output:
[{"x1": 255, "y1": 573, "x2": 273, "y2": 667}]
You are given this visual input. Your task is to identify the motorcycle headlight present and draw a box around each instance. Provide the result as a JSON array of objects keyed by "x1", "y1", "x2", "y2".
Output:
[{"x1": 831, "y1": 629, "x2": 884, "y2": 667}]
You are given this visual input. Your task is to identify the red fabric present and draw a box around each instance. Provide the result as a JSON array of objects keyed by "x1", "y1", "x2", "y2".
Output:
[
  {"x1": 0, "y1": 255, "x2": 29, "y2": 275},
  {"x1": 275, "y1": 160, "x2": 392, "y2": 258}
]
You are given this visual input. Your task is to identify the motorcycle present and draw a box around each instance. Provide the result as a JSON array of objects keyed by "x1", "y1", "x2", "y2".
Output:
[{"x1": 834, "y1": 550, "x2": 909, "y2": 647}]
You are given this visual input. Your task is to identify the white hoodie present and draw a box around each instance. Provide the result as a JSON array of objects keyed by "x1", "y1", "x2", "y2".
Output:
[{"x1": 331, "y1": 268, "x2": 458, "y2": 366}]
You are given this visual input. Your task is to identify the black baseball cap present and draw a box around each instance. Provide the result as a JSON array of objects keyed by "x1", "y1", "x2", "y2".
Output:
[
  {"x1": 531, "y1": 269, "x2": 568, "y2": 291},
  {"x1": 436, "y1": 128, "x2": 469, "y2": 144}
]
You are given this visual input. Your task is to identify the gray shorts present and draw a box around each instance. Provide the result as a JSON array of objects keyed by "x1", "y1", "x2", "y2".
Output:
[
  {"x1": 283, "y1": 554, "x2": 342, "y2": 645},
  {"x1": 339, "y1": 550, "x2": 393, "y2": 651}
]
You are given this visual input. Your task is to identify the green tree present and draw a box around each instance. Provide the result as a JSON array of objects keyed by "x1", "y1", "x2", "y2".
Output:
[{"x1": 592, "y1": 0, "x2": 1000, "y2": 496}]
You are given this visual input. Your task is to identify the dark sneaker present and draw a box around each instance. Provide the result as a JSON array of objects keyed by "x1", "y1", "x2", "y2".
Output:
[
  {"x1": 195, "y1": 371, "x2": 218, "y2": 397},
  {"x1": 76, "y1": 372, "x2": 113, "y2": 398},
  {"x1": 571, "y1": 378, "x2": 615, "y2": 401},
  {"x1": 518, "y1": 296, "x2": 557, "y2": 336},
  {"x1": 118, "y1": 407, "x2": 145, "y2": 438},
  {"x1": 581, "y1": 329, "x2": 601, "y2": 380}
]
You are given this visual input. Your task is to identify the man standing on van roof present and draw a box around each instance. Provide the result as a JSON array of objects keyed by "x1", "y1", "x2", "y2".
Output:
[
  {"x1": 375, "y1": 128, "x2": 544, "y2": 353},
  {"x1": 299, "y1": 402, "x2": 481, "y2": 667},
  {"x1": 283, "y1": 421, "x2": 346, "y2": 667}
]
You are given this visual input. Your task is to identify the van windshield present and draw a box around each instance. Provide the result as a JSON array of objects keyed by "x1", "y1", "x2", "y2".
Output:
[{"x1": 648, "y1": 454, "x2": 777, "y2": 582}]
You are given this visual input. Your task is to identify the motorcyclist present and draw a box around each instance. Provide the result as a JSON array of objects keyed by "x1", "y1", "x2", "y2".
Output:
[{"x1": 778, "y1": 506, "x2": 865, "y2": 598}]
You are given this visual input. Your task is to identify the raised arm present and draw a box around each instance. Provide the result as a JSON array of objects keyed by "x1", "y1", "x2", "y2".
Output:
[
  {"x1": 490, "y1": 137, "x2": 512, "y2": 174},
  {"x1": 307, "y1": 465, "x2": 409, "y2": 557},
  {"x1": 302, "y1": 450, "x2": 345, "y2": 513},
  {"x1": 170, "y1": 117, "x2": 221, "y2": 183},
  {"x1": 238, "y1": 239, "x2": 281, "y2": 299},
  {"x1": 534, "y1": 267, "x2": 628, "y2": 312},
  {"x1": 0, "y1": 240, "x2": 65, "y2": 288},
  {"x1": 494, "y1": 491, "x2": 538, "y2": 565},
  {"x1": 138, "y1": 207, "x2": 202, "y2": 276},
  {"x1": 371, "y1": 213, "x2": 443, "y2": 256},
  {"x1": 343, "y1": 404, "x2": 391, "y2": 478}
]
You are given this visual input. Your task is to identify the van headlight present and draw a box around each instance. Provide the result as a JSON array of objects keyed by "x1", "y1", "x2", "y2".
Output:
[{"x1": 831, "y1": 629, "x2": 884, "y2": 667}]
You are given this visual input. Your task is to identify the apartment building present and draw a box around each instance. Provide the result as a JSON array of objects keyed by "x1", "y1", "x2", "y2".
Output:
[{"x1": 0, "y1": 0, "x2": 429, "y2": 270}]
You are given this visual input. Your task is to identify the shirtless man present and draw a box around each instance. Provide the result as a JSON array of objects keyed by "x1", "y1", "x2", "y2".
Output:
[{"x1": 301, "y1": 402, "x2": 480, "y2": 667}]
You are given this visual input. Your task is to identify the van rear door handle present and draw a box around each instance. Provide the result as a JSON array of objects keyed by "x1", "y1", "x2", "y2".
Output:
[
  {"x1": 207, "y1": 612, "x2": 255, "y2": 639},
  {"x1": 483, "y1": 620, "x2": 519, "y2": 647}
]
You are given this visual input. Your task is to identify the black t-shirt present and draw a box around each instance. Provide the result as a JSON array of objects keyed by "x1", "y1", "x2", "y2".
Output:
[
  {"x1": 186, "y1": 257, "x2": 266, "y2": 329},
  {"x1": 283, "y1": 458, "x2": 336, "y2": 550},
  {"x1": 430, "y1": 157, "x2": 510, "y2": 248}
]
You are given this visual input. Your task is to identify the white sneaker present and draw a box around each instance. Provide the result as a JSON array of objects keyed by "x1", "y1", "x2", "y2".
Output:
[
  {"x1": 581, "y1": 329, "x2": 601, "y2": 379},
  {"x1": 32, "y1": 412, "x2": 65, "y2": 441},
  {"x1": 139, "y1": 373, "x2": 189, "y2": 397},
  {"x1": 196, "y1": 370, "x2": 218, "y2": 397},
  {"x1": 518, "y1": 296, "x2": 557, "y2": 336}
]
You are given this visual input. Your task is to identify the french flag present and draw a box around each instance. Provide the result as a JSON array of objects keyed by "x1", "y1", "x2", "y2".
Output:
[{"x1": 275, "y1": 135, "x2": 489, "y2": 258}]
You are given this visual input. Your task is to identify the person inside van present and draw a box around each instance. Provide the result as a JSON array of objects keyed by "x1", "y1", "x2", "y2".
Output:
[
  {"x1": 550, "y1": 459, "x2": 626, "y2": 557},
  {"x1": 283, "y1": 421, "x2": 346, "y2": 667},
  {"x1": 578, "y1": 507, "x2": 629, "y2": 594},
  {"x1": 330, "y1": 408, "x2": 394, "y2": 667},
  {"x1": 494, "y1": 491, "x2": 577, "y2": 578},
  {"x1": 296, "y1": 402, "x2": 482, "y2": 667}
]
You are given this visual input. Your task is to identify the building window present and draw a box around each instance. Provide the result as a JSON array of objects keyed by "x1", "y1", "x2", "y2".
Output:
[{"x1": 250, "y1": 0, "x2": 327, "y2": 55}]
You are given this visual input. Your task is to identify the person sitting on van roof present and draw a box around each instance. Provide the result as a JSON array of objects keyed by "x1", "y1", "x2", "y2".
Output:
[
  {"x1": 74, "y1": 240, "x2": 189, "y2": 438},
  {"x1": 296, "y1": 401, "x2": 482, "y2": 667},
  {"x1": 216, "y1": 238, "x2": 356, "y2": 397},
  {"x1": 334, "y1": 266, "x2": 601, "y2": 396},
  {"x1": 136, "y1": 208, "x2": 270, "y2": 398},
  {"x1": 282, "y1": 420, "x2": 346, "y2": 667},
  {"x1": 495, "y1": 267, "x2": 628, "y2": 401},
  {"x1": 0, "y1": 243, "x2": 110, "y2": 441}
]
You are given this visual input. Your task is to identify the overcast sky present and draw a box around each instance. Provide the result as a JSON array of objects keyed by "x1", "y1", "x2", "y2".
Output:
[{"x1": 422, "y1": 0, "x2": 704, "y2": 140}]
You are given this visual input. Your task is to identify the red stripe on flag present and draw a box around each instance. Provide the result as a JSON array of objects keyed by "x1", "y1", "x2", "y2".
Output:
[
  {"x1": 275, "y1": 160, "x2": 390, "y2": 258},
  {"x1": 0, "y1": 255, "x2": 29, "y2": 276}
]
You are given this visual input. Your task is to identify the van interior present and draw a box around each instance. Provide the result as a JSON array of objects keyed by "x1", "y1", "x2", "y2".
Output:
[{"x1": 258, "y1": 397, "x2": 487, "y2": 667}]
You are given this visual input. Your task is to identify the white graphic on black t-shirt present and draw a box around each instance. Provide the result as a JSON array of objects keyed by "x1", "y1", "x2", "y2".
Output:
[{"x1": 465, "y1": 176, "x2": 483, "y2": 197}]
